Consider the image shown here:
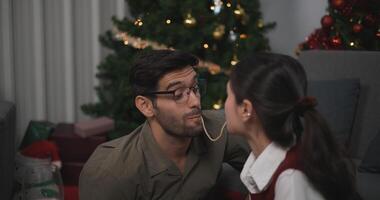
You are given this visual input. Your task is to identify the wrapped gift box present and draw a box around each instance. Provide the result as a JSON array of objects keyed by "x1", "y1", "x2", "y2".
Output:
[
  {"x1": 52, "y1": 123, "x2": 106, "y2": 163},
  {"x1": 74, "y1": 117, "x2": 114, "y2": 138}
]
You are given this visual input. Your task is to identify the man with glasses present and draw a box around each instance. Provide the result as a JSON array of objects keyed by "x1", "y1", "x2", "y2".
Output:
[{"x1": 79, "y1": 50, "x2": 249, "y2": 200}]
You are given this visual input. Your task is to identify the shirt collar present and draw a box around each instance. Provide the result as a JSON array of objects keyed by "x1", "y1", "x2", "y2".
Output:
[
  {"x1": 240, "y1": 142, "x2": 289, "y2": 193},
  {"x1": 141, "y1": 121, "x2": 208, "y2": 178}
]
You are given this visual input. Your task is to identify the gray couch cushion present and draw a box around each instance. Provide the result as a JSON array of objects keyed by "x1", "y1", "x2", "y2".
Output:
[
  {"x1": 359, "y1": 130, "x2": 380, "y2": 173},
  {"x1": 308, "y1": 79, "x2": 360, "y2": 146},
  {"x1": 356, "y1": 172, "x2": 380, "y2": 200}
]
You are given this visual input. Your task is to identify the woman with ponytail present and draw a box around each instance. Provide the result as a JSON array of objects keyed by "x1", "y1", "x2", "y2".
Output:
[{"x1": 224, "y1": 52, "x2": 361, "y2": 200}]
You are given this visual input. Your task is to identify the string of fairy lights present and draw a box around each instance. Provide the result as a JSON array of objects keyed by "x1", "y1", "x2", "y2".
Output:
[{"x1": 113, "y1": 27, "x2": 226, "y2": 76}]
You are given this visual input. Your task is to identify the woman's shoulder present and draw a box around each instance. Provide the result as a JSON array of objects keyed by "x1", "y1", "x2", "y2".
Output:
[{"x1": 275, "y1": 169, "x2": 325, "y2": 200}]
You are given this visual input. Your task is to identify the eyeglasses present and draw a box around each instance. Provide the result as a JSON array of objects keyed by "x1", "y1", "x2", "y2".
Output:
[{"x1": 142, "y1": 84, "x2": 201, "y2": 104}]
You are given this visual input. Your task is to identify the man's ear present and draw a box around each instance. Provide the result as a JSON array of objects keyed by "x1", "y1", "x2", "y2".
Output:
[
  {"x1": 135, "y1": 95, "x2": 155, "y2": 118},
  {"x1": 239, "y1": 99, "x2": 256, "y2": 122}
]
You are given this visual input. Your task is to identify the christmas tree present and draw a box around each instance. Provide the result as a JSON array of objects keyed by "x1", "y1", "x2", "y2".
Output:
[
  {"x1": 82, "y1": 0, "x2": 275, "y2": 139},
  {"x1": 299, "y1": 0, "x2": 380, "y2": 51}
]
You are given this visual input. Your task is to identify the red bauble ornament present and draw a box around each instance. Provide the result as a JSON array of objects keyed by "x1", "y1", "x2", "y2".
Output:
[
  {"x1": 342, "y1": 6, "x2": 353, "y2": 16},
  {"x1": 307, "y1": 40, "x2": 319, "y2": 49},
  {"x1": 353, "y1": 24, "x2": 363, "y2": 33},
  {"x1": 331, "y1": 0, "x2": 345, "y2": 9},
  {"x1": 321, "y1": 15, "x2": 334, "y2": 28},
  {"x1": 330, "y1": 36, "x2": 342, "y2": 47},
  {"x1": 321, "y1": 36, "x2": 330, "y2": 49}
]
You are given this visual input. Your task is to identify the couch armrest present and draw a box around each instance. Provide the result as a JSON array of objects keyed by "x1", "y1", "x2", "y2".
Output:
[{"x1": 0, "y1": 101, "x2": 16, "y2": 200}]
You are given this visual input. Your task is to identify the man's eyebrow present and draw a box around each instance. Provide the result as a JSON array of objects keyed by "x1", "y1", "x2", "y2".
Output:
[
  {"x1": 166, "y1": 74, "x2": 198, "y2": 90},
  {"x1": 166, "y1": 81, "x2": 182, "y2": 90}
]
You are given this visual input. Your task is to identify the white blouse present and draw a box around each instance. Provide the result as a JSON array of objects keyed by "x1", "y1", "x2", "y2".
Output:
[{"x1": 240, "y1": 142, "x2": 325, "y2": 200}]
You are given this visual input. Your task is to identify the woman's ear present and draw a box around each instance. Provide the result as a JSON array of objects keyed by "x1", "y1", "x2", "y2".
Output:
[
  {"x1": 239, "y1": 99, "x2": 256, "y2": 122},
  {"x1": 135, "y1": 96, "x2": 155, "y2": 118}
]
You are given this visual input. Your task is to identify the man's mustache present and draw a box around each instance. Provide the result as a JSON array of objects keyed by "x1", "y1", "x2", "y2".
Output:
[{"x1": 184, "y1": 108, "x2": 202, "y2": 118}]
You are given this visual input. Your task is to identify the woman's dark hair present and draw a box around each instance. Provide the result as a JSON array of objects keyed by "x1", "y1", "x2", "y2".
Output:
[
  {"x1": 229, "y1": 53, "x2": 361, "y2": 200},
  {"x1": 129, "y1": 50, "x2": 198, "y2": 98}
]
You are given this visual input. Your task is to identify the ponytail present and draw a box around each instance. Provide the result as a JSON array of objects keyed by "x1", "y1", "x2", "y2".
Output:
[{"x1": 300, "y1": 108, "x2": 361, "y2": 200}]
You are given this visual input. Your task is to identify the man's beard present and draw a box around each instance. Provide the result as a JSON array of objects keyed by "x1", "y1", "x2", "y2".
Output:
[{"x1": 155, "y1": 108, "x2": 203, "y2": 138}]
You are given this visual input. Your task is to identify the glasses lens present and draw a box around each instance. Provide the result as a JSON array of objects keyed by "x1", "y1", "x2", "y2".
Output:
[
  {"x1": 173, "y1": 88, "x2": 188, "y2": 103},
  {"x1": 176, "y1": 86, "x2": 203, "y2": 103},
  {"x1": 193, "y1": 85, "x2": 201, "y2": 97}
]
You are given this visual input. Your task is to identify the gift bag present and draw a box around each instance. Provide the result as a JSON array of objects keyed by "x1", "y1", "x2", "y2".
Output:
[
  {"x1": 13, "y1": 153, "x2": 64, "y2": 200},
  {"x1": 20, "y1": 121, "x2": 55, "y2": 149}
]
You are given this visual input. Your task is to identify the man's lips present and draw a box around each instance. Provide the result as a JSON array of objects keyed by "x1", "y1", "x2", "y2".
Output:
[{"x1": 187, "y1": 114, "x2": 201, "y2": 119}]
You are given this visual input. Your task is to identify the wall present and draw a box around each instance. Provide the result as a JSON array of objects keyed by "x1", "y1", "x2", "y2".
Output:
[{"x1": 260, "y1": 0, "x2": 327, "y2": 56}]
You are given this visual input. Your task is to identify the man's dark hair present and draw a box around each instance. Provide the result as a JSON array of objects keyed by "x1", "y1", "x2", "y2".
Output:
[{"x1": 129, "y1": 50, "x2": 199, "y2": 99}]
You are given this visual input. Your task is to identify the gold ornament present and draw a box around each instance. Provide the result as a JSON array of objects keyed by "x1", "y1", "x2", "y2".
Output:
[
  {"x1": 203, "y1": 43, "x2": 209, "y2": 49},
  {"x1": 257, "y1": 19, "x2": 264, "y2": 28},
  {"x1": 184, "y1": 13, "x2": 197, "y2": 27},
  {"x1": 213, "y1": 25, "x2": 225, "y2": 40},
  {"x1": 198, "y1": 60, "x2": 221, "y2": 75},
  {"x1": 134, "y1": 18, "x2": 143, "y2": 27},
  {"x1": 230, "y1": 54, "x2": 239, "y2": 66},
  {"x1": 213, "y1": 99, "x2": 223, "y2": 110},
  {"x1": 234, "y1": 4, "x2": 245, "y2": 18},
  {"x1": 239, "y1": 34, "x2": 248, "y2": 39},
  {"x1": 208, "y1": 64, "x2": 221, "y2": 75}
]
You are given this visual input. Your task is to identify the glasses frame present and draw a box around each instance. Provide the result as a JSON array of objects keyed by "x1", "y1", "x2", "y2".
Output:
[{"x1": 141, "y1": 83, "x2": 204, "y2": 104}]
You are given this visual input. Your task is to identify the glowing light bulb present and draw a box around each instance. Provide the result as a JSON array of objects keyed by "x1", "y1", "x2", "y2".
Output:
[{"x1": 213, "y1": 103, "x2": 221, "y2": 110}]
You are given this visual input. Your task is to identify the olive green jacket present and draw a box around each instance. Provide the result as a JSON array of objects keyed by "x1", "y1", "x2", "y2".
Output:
[{"x1": 79, "y1": 110, "x2": 249, "y2": 200}]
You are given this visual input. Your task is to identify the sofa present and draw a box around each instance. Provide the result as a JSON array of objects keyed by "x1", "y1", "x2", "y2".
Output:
[
  {"x1": 0, "y1": 101, "x2": 16, "y2": 200},
  {"x1": 220, "y1": 50, "x2": 380, "y2": 200}
]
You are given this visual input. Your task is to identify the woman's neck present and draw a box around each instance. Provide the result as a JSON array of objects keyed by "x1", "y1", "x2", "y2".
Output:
[{"x1": 246, "y1": 125, "x2": 271, "y2": 158}]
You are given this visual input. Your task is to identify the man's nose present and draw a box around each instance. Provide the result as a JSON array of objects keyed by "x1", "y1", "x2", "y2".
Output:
[{"x1": 187, "y1": 90, "x2": 200, "y2": 108}]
